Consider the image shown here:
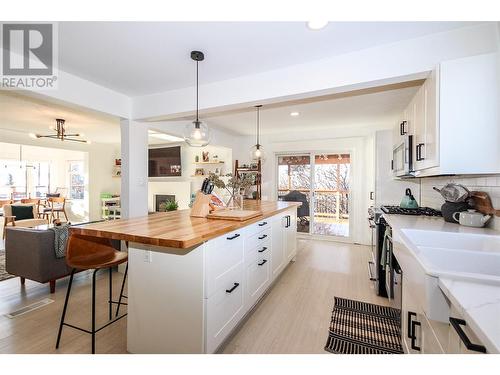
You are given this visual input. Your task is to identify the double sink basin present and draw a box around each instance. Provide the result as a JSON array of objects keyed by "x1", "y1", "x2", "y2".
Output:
[{"x1": 401, "y1": 229, "x2": 500, "y2": 284}]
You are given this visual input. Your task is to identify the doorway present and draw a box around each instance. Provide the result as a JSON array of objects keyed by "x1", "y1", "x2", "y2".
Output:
[{"x1": 277, "y1": 152, "x2": 351, "y2": 239}]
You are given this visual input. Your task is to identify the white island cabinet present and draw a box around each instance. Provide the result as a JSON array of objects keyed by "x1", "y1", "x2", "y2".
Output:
[{"x1": 126, "y1": 207, "x2": 298, "y2": 354}]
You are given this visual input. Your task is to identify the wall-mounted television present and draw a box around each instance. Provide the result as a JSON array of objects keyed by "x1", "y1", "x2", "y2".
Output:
[{"x1": 148, "y1": 146, "x2": 182, "y2": 177}]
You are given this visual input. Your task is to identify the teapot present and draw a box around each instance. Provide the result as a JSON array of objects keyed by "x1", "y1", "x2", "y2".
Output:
[
  {"x1": 400, "y1": 188, "x2": 419, "y2": 209},
  {"x1": 452, "y1": 209, "x2": 491, "y2": 228}
]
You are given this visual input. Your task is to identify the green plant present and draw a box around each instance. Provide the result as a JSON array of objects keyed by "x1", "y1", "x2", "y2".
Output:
[{"x1": 159, "y1": 200, "x2": 179, "y2": 212}]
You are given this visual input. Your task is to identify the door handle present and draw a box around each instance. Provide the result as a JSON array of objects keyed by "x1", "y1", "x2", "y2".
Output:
[
  {"x1": 258, "y1": 247, "x2": 267, "y2": 253},
  {"x1": 449, "y1": 317, "x2": 487, "y2": 353},
  {"x1": 416, "y1": 143, "x2": 425, "y2": 161},
  {"x1": 258, "y1": 259, "x2": 267, "y2": 266},
  {"x1": 400, "y1": 121, "x2": 407, "y2": 135},
  {"x1": 369, "y1": 191, "x2": 374, "y2": 200},
  {"x1": 225, "y1": 282, "x2": 240, "y2": 293}
]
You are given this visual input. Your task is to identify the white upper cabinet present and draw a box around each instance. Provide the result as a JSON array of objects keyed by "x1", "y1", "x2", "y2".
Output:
[{"x1": 394, "y1": 52, "x2": 500, "y2": 177}]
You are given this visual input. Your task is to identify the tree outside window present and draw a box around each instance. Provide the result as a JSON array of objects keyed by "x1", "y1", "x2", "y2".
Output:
[{"x1": 69, "y1": 161, "x2": 85, "y2": 200}]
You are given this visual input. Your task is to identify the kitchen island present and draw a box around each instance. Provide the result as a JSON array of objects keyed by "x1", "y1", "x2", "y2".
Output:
[{"x1": 71, "y1": 200, "x2": 300, "y2": 353}]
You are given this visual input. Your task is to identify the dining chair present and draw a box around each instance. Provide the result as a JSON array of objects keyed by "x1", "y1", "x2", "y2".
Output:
[
  {"x1": 20, "y1": 198, "x2": 42, "y2": 218},
  {"x1": 42, "y1": 197, "x2": 69, "y2": 223}
]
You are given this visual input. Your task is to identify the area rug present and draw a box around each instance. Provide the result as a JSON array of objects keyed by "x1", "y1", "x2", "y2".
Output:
[
  {"x1": 324, "y1": 296, "x2": 404, "y2": 354},
  {"x1": 0, "y1": 250, "x2": 15, "y2": 282}
]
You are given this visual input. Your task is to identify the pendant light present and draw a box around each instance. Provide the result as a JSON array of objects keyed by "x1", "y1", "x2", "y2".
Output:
[
  {"x1": 183, "y1": 50, "x2": 210, "y2": 147},
  {"x1": 250, "y1": 105, "x2": 265, "y2": 161}
]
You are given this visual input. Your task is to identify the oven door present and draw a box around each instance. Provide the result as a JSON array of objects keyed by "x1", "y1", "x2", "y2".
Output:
[{"x1": 392, "y1": 135, "x2": 413, "y2": 177}]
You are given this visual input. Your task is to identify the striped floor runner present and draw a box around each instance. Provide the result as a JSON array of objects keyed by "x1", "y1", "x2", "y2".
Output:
[{"x1": 324, "y1": 297, "x2": 404, "y2": 354}]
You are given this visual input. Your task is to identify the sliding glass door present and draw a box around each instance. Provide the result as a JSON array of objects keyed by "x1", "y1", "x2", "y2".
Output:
[{"x1": 277, "y1": 152, "x2": 351, "y2": 239}]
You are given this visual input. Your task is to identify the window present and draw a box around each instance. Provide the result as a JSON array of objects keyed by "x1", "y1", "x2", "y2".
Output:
[
  {"x1": 0, "y1": 160, "x2": 27, "y2": 199},
  {"x1": 68, "y1": 161, "x2": 85, "y2": 200}
]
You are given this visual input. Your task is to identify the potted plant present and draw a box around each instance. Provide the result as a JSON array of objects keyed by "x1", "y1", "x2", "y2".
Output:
[{"x1": 159, "y1": 200, "x2": 179, "y2": 212}]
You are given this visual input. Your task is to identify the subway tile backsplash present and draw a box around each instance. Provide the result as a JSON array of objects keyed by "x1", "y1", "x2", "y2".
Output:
[{"x1": 420, "y1": 175, "x2": 500, "y2": 231}]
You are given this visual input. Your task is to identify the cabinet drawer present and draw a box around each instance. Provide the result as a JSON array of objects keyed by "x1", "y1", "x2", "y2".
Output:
[
  {"x1": 246, "y1": 256, "x2": 270, "y2": 308},
  {"x1": 205, "y1": 261, "x2": 245, "y2": 353},
  {"x1": 246, "y1": 219, "x2": 271, "y2": 236},
  {"x1": 245, "y1": 241, "x2": 271, "y2": 265},
  {"x1": 246, "y1": 227, "x2": 271, "y2": 251},
  {"x1": 205, "y1": 235, "x2": 244, "y2": 298}
]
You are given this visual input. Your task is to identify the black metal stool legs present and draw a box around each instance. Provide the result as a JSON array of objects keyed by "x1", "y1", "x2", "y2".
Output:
[
  {"x1": 56, "y1": 267, "x2": 128, "y2": 354},
  {"x1": 115, "y1": 263, "x2": 128, "y2": 317},
  {"x1": 108, "y1": 267, "x2": 113, "y2": 320},
  {"x1": 56, "y1": 268, "x2": 76, "y2": 349}
]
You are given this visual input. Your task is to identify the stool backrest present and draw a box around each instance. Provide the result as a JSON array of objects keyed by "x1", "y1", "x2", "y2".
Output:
[{"x1": 66, "y1": 234, "x2": 116, "y2": 269}]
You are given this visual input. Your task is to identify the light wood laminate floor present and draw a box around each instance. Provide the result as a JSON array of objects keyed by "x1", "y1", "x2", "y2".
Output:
[{"x1": 0, "y1": 238, "x2": 388, "y2": 354}]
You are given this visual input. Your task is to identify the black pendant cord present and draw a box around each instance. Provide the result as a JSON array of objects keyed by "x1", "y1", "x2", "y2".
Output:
[{"x1": 196, "y1": 60, "x2": 199, "y2": 125}]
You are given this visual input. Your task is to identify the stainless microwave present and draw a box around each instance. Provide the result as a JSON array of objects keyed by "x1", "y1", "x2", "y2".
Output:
[{"x1": 392, "y1": 134, "x2": 414, "y2": 177}]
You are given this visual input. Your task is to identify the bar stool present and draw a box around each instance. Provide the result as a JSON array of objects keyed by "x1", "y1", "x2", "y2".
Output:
[{"x1": 56, "y1": 234, "x2": 128, "y2": 354}]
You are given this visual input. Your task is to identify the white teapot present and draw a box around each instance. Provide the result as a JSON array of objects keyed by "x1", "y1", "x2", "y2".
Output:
[{"x1": 453, "y1": 209, "x2": 491, "y2": 228}]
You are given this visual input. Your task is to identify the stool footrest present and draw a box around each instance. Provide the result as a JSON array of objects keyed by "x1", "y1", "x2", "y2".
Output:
[{"x1": 62, "y1": 313, "x2": 127, "y2": 336}]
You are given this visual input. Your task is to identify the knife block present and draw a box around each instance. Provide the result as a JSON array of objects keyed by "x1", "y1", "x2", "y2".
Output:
[{"x1": 190, "y1": 191, "x2": 213, "y2": 218}]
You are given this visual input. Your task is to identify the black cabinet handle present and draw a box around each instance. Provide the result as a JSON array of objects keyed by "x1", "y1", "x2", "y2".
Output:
[
  {"x1": 285, "y1": 215, "x2": 290, "y2": 228},
  {"x1": 407, "y1": 311, "x2": 417, "y2": 339},
  {"x1": 258, "y1": 222, "x2": 267, "y2": 226},
  {"x1": 225, "y1": 282, "x2": 240, "y2": 293},
  {"x1": 258, "y1": 247, "x2": 267, "y2": 253},
  {"x1": 258, "y1": 234, "x2": 267, "y2": 240},
  {"x1": 369, "y1": 191, "x2": 374, "y2": 200},
  {"x1": 416, "y1": 143, "x2": 425, "y2": 161},
  {"x1": 449, "y1": 317, "x2": 487, "y2": 353},
  {"x1": 258, "y1": 259, "x2": 267, "y2": 266},
  {"x1": 226, "y1": 233, "x2": 240, "y2": 240},
  {"x1": 400, "y1": 121, "x2": 407, "y2": 135},
  {"x1": 410, "y1": 320, "x2": 421, "y2": 351},
  {"x1": 391, "y1": 159, "x2": 394, "y2": 170}
]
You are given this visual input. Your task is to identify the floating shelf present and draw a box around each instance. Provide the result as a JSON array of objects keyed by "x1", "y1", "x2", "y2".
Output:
[{"x1": 194, "y1": 161, "x2": 225, "y2": 165}]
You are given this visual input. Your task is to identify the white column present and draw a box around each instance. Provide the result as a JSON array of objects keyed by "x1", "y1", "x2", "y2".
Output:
[{"x1": 120, "y1": 119, "x2": 148, "y2": 219}]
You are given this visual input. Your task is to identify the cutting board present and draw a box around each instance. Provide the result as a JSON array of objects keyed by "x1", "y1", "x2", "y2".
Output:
[
  {"x1": 207, "y1": 209, "x2": 262, "y2": 221},
  {"x1": 471, "y1": 191, "x2": 500, "y2": 217}
]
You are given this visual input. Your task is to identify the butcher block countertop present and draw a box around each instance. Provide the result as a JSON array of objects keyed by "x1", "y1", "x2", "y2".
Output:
[{"x1": 70, "y1": 200, "x2": 300, "y2": 249}]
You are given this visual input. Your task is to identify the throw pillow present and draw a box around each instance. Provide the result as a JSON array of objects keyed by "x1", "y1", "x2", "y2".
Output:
[{"x1": 11, "y1": 205, "x2": 34, "y2": 220}]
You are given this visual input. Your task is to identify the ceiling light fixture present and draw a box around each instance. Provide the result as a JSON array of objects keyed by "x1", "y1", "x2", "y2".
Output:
[
  {"x1": 250, "y1": 105, "x2": 265, "y2": 162},
  {"x1": 290, "y1": 111, "x2": 300, "y2": 117},
  {"x1": 32, "y1": 119, "x2": 90, "y2": 143},
  {"x1": 183, "y1": 50, "x2": 210, "y2": 147},
  {"x1": 307, "y1": 21, "x2": 328, "y2": 30}
]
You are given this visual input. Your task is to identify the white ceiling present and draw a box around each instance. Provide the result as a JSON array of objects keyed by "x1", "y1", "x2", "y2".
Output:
[
  {"x1": 205, "y1": 84, "x2": 421, "y2": 136},
  {"x1": 0, "y1": 92, "x2": 121, "y2": 144},
  {"x1": 58, "y1": 21, "x2": 483, "y2": 96}
]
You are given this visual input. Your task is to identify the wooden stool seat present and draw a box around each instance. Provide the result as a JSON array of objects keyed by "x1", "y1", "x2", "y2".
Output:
[{"x1": 66, "y1": 234, "x2": 128, "y2": 269}]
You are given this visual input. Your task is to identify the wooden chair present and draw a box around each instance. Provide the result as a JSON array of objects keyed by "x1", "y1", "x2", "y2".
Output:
[
  {"x1": 42, "y1": 197, "x2": 69, "y2": 223},
  {"x1": 56, "y1": 234, "x2": 128, "y2": 354}
]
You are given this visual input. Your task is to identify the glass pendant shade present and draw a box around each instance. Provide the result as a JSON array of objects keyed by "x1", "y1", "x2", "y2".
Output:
[
  {"x1": 184, "y1": 120, "x2": 210, "y2": 147},
  {"x1": 251, "y1": 144, "x2": 265, "y2": 162}
]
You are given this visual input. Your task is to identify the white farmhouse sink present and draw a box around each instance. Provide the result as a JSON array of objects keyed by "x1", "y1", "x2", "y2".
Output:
[
  {"x1": 400, "y1": 229, "x2": 500, "y2": 284},
  {"x1": 401, "y1": 229, "x2": 500, "y2": 252}
]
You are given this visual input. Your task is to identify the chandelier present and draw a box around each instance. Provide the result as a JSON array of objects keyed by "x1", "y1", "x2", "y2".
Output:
[{"x1": 30, "y1": 119, "x2": 90, "y2": 144}]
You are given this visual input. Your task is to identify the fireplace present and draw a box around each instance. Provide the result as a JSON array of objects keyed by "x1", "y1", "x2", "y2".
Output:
[{"x1": 155, "y1": 194, "x2": 176, "y2": 212}]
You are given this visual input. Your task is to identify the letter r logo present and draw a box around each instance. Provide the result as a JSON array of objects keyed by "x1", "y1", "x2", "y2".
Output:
[{"x1": 2, "y1": 24, "x2": 53, "y2": 76}]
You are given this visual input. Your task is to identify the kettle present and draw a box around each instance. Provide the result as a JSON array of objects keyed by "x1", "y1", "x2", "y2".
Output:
[
  {"x1": 452, "y1": 209, "x2": 491, "y2": 228},
  {"x1": 400, "y1": 188, "x2": 419, "y2": 209}
]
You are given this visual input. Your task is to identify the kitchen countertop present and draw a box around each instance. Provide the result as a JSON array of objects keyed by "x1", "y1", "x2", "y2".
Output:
[
  {"x1": 383, "y1": 213, "x2": 500, "y2": 353},
  {"x1": 439, "y1": 277, "x2": 500, "y2": 354},
  {"x1": 70, "y1": 200, "x2": 300, "y2": 249}
]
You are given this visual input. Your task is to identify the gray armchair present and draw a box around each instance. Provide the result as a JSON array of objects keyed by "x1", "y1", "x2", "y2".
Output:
[{"x1": 5, "y1": 227, "x2": 72, "y2": 293}]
